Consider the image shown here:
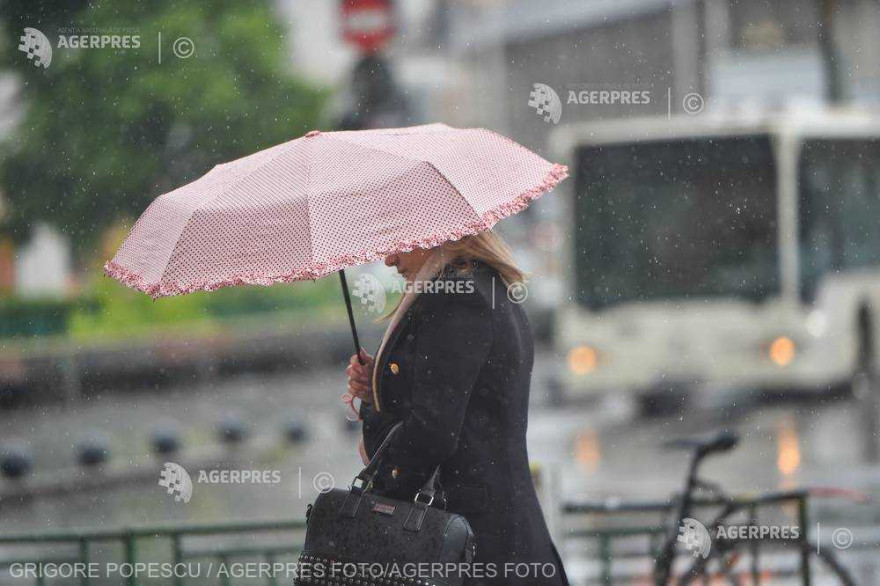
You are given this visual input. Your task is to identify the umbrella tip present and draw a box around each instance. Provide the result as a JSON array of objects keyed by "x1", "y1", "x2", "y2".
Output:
[{"x1": 305, "y1": 130, "x2": 321, "y2": 138}]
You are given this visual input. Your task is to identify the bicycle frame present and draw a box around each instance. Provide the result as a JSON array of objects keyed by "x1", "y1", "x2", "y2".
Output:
[
  {"x1": 652, "y1": 432, "x2": 857, "y2": 586},
  {"x1": 654, "y1": 445, "x2": 708, "y2": 585}
]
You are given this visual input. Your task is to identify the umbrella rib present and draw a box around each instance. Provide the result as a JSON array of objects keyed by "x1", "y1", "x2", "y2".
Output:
[
  {"x1": 419, "y1": 160, "x2": 484, "y2": 226},
  {"x1": 155, "y1": 141, "x2": 302, "y2": 289},
  {"x1": 214, "y1": 141, "x2": 301, "y2": 206},
  {"x1": 324, "y1": 133, "x2": 425, "y2": 165},
  {"x1": 323, "y1": 134, "x2": 484, "y2": 225},
  {"x1": 304, "y1": 132, "x2": 316, "y2": 273}
]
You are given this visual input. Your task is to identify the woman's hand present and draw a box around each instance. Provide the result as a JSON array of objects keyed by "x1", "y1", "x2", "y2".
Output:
[{"x1": 346, "y1": 349, "x2": 375, "y2": 403}]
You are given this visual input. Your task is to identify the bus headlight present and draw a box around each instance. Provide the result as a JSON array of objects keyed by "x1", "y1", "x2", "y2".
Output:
[
  {"x1": 568, "y1": 345, "x2": 599, "y2": 375},
  {"x1": 767, "y1": 336, "x2": 796, "y2": 367}
]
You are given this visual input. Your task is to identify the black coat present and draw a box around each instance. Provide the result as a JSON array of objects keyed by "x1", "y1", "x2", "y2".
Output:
[{"x1": 359, "y1": 260, "x2": 568, "y2": 585}]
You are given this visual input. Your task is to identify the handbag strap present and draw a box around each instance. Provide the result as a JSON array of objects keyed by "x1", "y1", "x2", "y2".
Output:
[
  {"x1": 341, "y1": 423, "x2": 445, "y2": 522},
  {"x1": 412, "y1": 467, "x2": 441, "y2": 505},
  {"x1": 353, "y1": 422, "x2": 442, "y2": 500},
  {"x1": 353, "y1": 421, "x2": 402, "y2": 489}
]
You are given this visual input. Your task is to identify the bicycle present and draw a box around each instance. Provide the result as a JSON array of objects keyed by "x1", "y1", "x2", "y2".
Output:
[{"x1": 653, "y1": 430, "x2": 859, "y2": 585}]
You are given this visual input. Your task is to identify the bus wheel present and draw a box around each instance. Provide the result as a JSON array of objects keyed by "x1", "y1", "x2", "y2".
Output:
[
  {"x1": 638, "y1": 382, "x2": 690, "y2": 418},
  {"x1": 851, "y1": 303, "x2": 876, "y2": 400},
  {"x1": 853, "y1": 303, "x2": 879, "y2": 461}
]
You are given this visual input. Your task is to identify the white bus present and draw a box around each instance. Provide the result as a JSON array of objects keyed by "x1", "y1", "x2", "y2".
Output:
[{"x1": 549, "y1": 110, "x2": 880, "y2": 412}]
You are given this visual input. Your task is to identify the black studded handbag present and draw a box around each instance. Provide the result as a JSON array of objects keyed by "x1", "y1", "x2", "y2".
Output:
[{"x1": 294, "y1": 423, "x2": 476, "y2": 586}]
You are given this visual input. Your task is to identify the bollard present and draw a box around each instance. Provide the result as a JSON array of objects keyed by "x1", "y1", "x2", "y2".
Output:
[
  {"x1": 76, "y1": 436, "x2": 109, "y2": 467},
  {"x1": 151, "y1": 428, "x2": 182, "y2": 456},
  {"x1": 217, "y1": 415, "x2": 248, "y2": 445},
  {"x1": 1, "y1": 445, "x2": 33, "y2": 479},
  {"x1": 283, "y1": 416, "x2": 309, "y2": 444}
]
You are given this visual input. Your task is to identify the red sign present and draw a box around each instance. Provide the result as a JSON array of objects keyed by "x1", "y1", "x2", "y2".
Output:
[{"x1": 340, "y1": 0, "x2": 395, "y2": 53}]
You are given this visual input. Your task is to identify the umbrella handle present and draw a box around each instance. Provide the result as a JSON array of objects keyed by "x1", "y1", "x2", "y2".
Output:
[{"x1": 339, "y1": 269, "x2": 366, "y2": 365}]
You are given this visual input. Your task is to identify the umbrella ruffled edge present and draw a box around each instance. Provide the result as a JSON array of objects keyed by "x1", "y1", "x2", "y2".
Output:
[{"x1": 103, "y1": 163, "x2": 569, "y2": 300}]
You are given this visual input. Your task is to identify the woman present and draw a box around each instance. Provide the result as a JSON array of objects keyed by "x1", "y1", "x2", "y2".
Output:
[{"x1": 345, "y1": 230, "x2": 569, "y2": 585}]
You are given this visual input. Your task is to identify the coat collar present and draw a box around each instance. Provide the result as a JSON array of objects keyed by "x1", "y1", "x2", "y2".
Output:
[
  {"x1": 372, "y1": 296, "x2": 421, "y2": 411},
  {"x1": 369, "y1": 257, "x2": 487, "y2": 411},
  {"x1": 369, "y1": 250, "x2": 447, "y2": 409}
]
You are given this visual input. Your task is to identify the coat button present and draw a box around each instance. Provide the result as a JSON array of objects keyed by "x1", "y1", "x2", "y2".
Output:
[
  {"x1": 389, "y1": 363, "x2": 400, "y2": 375},
  {"x1": 391, "y1": 467, "x2": 400, "y2": 478}
]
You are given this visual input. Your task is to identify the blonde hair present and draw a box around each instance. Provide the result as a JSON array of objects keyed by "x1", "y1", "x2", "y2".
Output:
[
  {"x1": 379, "y1": 230, "x2": 525, "y2": 320},
  {"x1": 439, "y1": 230, "x2": 524, "y2": 286}
]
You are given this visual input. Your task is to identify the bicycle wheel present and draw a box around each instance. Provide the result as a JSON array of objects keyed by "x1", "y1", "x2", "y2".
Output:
[
  {"x1": 678, "y1": 545, "x2": 741, "y2": 586},
  {"x1": 809, "y1": 541, "x2": 857, "y2": 586},
  {"x1": 680, "y1": 540, "x2": 858, "y2": 586}
]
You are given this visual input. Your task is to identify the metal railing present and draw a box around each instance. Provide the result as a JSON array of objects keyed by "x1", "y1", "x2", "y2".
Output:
[
  {"x1": 1, "y1": 490, "x2": 873, "y2": 585},
  {"x1": 0, "y1": 519, "x2": 306, "y2": 586},
  {"x1": 560, "y1": 491, "x2": 813, "y2": 585}
]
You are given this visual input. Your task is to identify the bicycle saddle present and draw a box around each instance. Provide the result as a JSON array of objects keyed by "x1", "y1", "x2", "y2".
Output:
[{"x1": 664, "y1": 429, "x2": 740, "y2": 457}]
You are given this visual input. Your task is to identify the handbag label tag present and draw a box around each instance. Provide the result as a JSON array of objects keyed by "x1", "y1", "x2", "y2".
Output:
[{"x1": 371, "y1": 502, "x2": 396, "y2": 516}]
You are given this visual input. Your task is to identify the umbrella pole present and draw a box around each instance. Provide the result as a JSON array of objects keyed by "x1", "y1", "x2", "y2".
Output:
[{"x1": 338, "y1": 269, "x2": 365, "y2": 365}]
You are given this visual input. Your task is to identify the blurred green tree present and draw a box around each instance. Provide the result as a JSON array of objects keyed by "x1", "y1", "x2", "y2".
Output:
[{"x1": 0, "y1": 0, "x2": 327, "y2": 262}]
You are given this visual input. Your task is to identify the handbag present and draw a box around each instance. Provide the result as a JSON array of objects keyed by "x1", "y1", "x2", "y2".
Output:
[{"x1": 294, "y1": 423, "x2": 477, "y2": 586}]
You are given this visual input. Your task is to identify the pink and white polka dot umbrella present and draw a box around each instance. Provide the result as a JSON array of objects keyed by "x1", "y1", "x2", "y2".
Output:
[{"x1": 104, "y1": 123, "x2": 567, "y2": 352}]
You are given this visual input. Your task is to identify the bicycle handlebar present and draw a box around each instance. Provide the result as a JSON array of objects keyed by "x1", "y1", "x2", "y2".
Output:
[
  {"x1": 654, "y1": 429, "x2": 740, "y2": 585},
  {"x1": 664, "y1": 429, "x2": 740, "y2": 459}
]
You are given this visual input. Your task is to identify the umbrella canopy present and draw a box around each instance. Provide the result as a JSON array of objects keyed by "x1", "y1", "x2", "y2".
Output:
[{"x1": 104, "y1": 123, "x2": 567, "y2": 298}]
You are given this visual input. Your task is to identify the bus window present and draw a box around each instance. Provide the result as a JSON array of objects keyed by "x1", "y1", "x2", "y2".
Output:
[
  {"x1": 573, "y1": 136, "x2": 778, "y2": 310},
  {"x1": 799, "y1": 140, "x2": 880, "y2": 303}
]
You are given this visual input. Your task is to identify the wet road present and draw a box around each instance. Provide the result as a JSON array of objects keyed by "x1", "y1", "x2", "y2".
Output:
[{"x1": 1, "y1": 352, "x2": 879, "y2": 582}]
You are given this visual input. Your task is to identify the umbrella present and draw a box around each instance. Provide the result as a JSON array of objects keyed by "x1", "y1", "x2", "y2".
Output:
[{"x1": 104, "y1": 123, "x2": 568, "y2": 358}]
